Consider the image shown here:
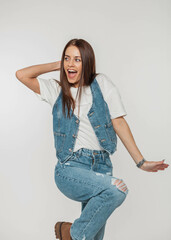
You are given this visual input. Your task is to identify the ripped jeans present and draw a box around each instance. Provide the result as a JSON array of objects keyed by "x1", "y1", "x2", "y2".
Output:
[{"x1": 54, "y1": 148, "x2": 129, "y2": 240}]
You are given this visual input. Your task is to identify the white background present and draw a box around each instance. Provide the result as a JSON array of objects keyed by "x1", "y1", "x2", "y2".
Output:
[{"x1": 0, "y1": 0, "x2": 171, "y2": 239}]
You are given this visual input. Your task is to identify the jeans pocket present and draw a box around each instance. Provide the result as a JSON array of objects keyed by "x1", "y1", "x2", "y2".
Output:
[{"x1": 64, "y1": 154, "x2": 90, "y2": 170}]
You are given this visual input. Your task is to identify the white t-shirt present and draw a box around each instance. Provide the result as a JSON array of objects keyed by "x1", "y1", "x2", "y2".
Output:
[{"x1": 34, "y1": 73, "x2": 127, "y2": 152}]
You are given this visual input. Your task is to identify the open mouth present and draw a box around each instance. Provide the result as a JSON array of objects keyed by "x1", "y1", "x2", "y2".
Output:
[{"x1": 67, "y1": 69, "x2": 78, "y2": 78}]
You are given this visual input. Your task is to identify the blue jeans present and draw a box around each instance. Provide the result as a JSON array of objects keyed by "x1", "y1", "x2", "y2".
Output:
[{"x1": 54, "y1": 148, "x2": 129, "y2": 240}]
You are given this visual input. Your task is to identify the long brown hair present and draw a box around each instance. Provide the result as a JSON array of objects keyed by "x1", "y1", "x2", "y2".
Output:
[{"x1": 56, "y1": 38, "x2": 99, "y2": 119}]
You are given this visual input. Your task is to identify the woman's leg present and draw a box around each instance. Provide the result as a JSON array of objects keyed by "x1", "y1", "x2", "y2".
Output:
[
  {"x1": 54, "y1": 148, "x2": 129, "y2": 240},
  {"x1": 81, "y1": 202, "x2": 106, "y2": 240}
]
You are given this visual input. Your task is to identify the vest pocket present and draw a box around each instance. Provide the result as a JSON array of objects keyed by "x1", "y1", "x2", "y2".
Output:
[
  {"x1": 54, "y1": 132, "x2": 66, "y2": 152},
  {"x1": 105, "y1": 121, "x2": 117, "y2": 143}
]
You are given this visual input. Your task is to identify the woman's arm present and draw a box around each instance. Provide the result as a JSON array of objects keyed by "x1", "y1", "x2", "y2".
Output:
[
  {"x1": 112, "y1": 117, "x2": 169, "y2": 172},
  {"x1": 15, "y1": 61, "x2": 61, "y2": 94},
  {"x1": 16, "y1": 61, "x2": 61, "y2": 78}
]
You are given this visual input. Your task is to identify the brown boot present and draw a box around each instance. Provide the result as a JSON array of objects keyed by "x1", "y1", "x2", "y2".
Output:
[{"x1": 54, "y1": 221, "x2": 73, "y2": 240}]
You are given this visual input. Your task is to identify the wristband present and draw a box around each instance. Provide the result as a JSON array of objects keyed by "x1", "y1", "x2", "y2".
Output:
[{"x1": 136, "y1": 158, "x2": 146, "y2": 168}]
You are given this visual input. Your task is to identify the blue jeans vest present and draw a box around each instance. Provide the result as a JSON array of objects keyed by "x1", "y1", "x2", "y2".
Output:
[{"x1": 52, "y1": 77, "x2": 117, "y2": 164}]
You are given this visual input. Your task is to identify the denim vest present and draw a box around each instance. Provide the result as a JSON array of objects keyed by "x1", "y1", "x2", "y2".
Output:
[{"x1": 52, "y1": 77, "x2": 117, "y2": 164}]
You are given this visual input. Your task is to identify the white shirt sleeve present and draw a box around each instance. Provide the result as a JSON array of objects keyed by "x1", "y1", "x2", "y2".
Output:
[
  {"x1": 97, "y1": 73, "x2": 127, "y2": 119},
  {"x1": 106, "y1": 84, "x2": 127, "y2": 119},
  {"x1": 34, "y1": 77, "x2": 61, "y2": 108}
]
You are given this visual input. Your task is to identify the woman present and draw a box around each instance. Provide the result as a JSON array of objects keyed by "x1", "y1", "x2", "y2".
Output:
[{"x1": 16, "y1": 38, "x2": 169, "y2": 240}]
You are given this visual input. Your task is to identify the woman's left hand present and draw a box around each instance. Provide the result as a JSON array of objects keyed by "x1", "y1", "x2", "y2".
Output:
[{"x1": 140, "y1": 159, "x2": 169, "y2": 172}]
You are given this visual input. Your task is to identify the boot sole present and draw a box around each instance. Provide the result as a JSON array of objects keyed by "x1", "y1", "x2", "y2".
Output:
[{"x1": 54, "y1": 221, "x2": 64, "y2": 239}]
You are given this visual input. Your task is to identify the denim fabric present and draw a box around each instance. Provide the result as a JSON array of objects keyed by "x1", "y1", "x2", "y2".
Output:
[
  {"x1": 52, "y1": 77, "x2": 117, "y2": 164},
  {"x1": 54, "y1": 148, "x2": 129, "y2": 240}
]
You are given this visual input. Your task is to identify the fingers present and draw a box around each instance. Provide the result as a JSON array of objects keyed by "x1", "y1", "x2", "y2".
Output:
[
  {"x1": 156, "y1": 162, "x2": 166, "y2": 165},
  {"x1": 155, "y1": 159, "x2": 169, "y2": 165},
  {"x1": 157, "y1": 163, "x2": 169, "y2": 168},
  {"x1": 154, "y1": 162, "x2": 169, "y2": 169},
  {"x1": 156, "y1": 165, "x2": 169, "y2": 170},
  {"x1": 151, "y1": 164, "x2": 169, "y2": 172}
]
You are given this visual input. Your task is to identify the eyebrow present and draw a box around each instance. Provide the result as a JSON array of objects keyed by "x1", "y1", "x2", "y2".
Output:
[{"x1": 65, "y1": 54, "x2": 81, "y2": 58}]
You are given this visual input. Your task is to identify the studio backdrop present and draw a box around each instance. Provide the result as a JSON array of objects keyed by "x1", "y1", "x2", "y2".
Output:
[{"x1": 0, "y1": 0, "x2": 170, "y2": 239}]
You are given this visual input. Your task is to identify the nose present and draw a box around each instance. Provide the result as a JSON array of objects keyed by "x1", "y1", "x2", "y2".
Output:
[{"x1": 68, "y1": 59, "x2": 75, "y2": 67}]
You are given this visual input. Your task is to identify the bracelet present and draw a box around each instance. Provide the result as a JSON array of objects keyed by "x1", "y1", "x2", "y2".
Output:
[{"x1": 136, "y1": 158, "x2": 146, "y2": 168}]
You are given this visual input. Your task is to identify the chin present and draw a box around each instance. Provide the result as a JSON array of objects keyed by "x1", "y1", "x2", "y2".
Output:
[
  {"x1": 68, "y1": 78, "x2": 80, "y2": 86},
  {"x1": 68, "y1": 77, "x2": 78, "y2": 82}
]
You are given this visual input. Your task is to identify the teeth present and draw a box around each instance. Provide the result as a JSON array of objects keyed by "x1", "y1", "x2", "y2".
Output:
[{"x1": 68, "y1": 69, "x2": 77, "y2": 72}]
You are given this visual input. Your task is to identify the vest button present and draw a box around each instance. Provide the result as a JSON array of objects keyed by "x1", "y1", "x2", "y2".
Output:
[
  {"x1": 76, "y1": 119, "x2": 79, "y2": 123},
  {"x1": 69, "y1": 148, "x2": 72, "y2": 152}
]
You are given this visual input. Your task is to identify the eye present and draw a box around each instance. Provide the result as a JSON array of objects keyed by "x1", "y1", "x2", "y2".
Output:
[
  {"x1": 64, "y1": 57, "x2": 68, "y2": 60},
  {"x1": 76, "y1": 59, "x2": 81, "y2": 62}
]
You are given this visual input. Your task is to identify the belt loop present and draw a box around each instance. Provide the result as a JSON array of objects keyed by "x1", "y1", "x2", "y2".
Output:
[
  {"x1": 102, "y1": 152, "x2": 105, "y2": 162},
  {"x1": 78, "y1": 148, "x2": 81, "y2": 157}
]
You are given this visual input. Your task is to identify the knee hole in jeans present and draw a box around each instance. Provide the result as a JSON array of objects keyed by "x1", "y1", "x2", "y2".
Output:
[{"x1": 111, "y1": 178, "x2": 128, "y2": 194}]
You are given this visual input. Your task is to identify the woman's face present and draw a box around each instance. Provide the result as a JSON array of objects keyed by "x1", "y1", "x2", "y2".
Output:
[{"x1": 64, "y1": 45, "x2": 82, "y2": 88}]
